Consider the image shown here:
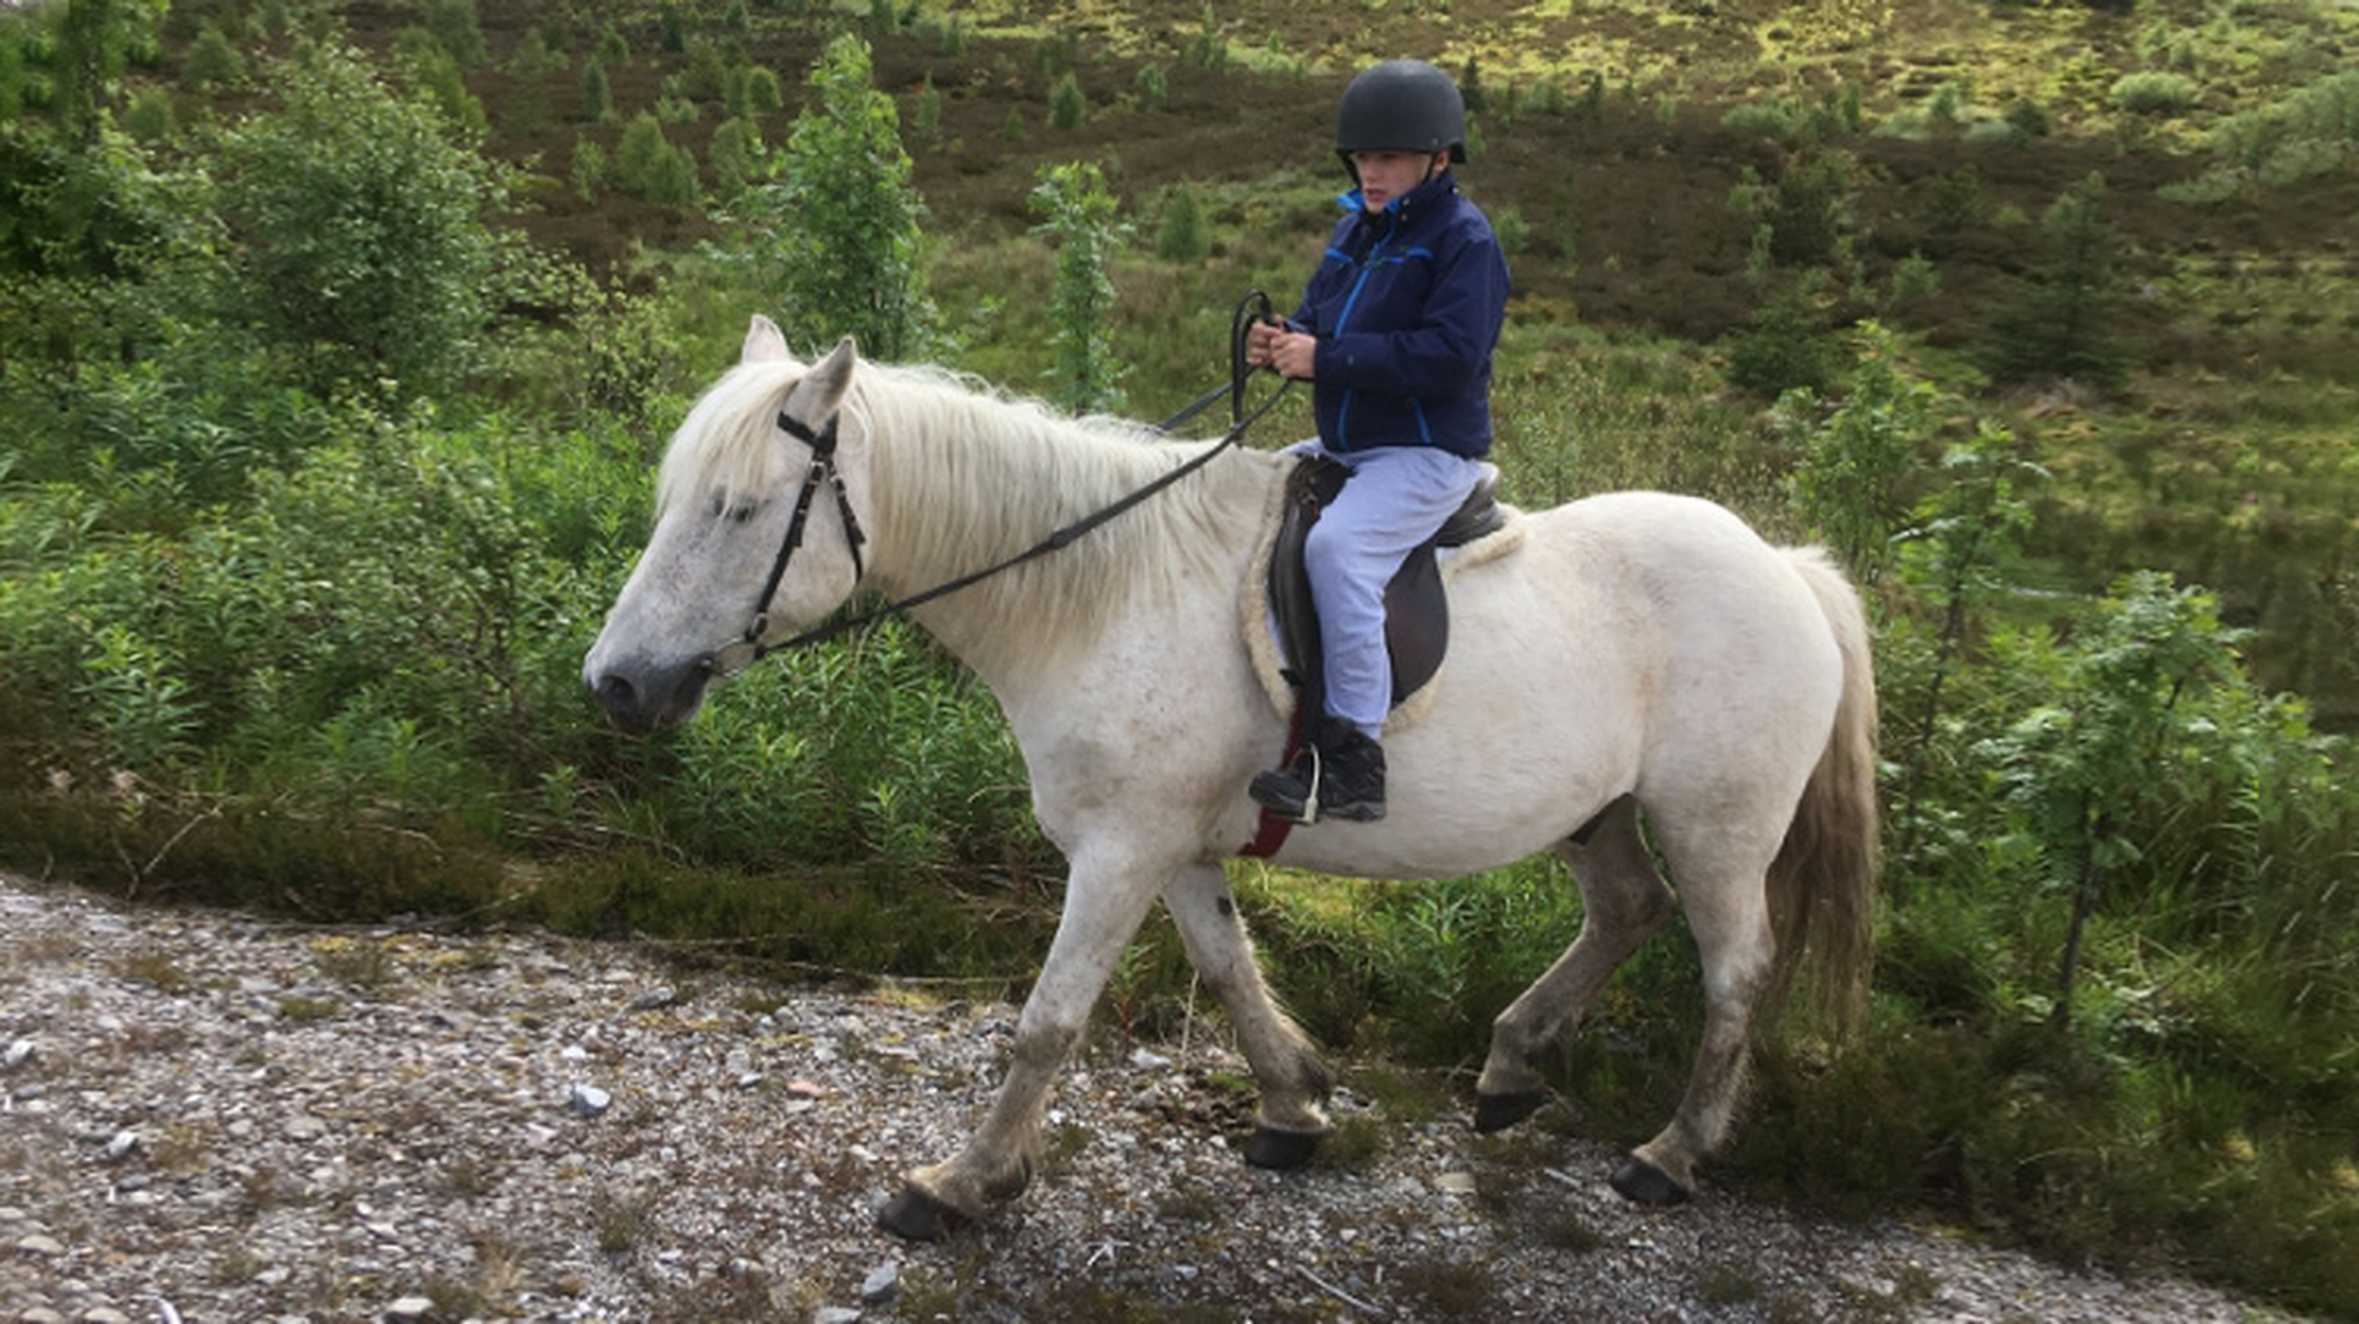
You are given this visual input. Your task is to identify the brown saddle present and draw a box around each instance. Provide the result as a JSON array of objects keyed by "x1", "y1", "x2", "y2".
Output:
[{"x1": 1268, "y1": 455, "x2": 1507, "y2": 714}]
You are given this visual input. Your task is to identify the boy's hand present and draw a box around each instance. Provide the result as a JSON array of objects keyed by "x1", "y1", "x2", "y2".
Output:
[{"x1": 1248, "y1": 324, "x2": 1318, "y2": 380}]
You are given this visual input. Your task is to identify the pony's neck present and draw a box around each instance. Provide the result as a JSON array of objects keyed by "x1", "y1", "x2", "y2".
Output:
[{"x1": 855, "y1": 371, "x2": 1274, "y2": 677}]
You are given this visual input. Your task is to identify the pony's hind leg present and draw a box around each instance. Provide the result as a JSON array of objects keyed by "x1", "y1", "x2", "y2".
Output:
[
  {"x1": 878, "y1": 843, "x2": 1164, "y2": 1240},
  {"x1": 1163, "y1": 863, "x2": 1334, "y2": 1168},
  {"x1": 1612, "y1": 815, "x2": 1783, "y2": 1205},
  {"x1": 1474, "y1": 796, "x2": 1675, "y2": 1132}
]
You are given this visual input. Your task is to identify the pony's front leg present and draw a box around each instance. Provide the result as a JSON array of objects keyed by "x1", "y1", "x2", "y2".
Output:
[
  {"x1": 877, "y1": 847, "x2": 1163, "y2": 1241},
  {"x1": 1163, "y1": 864, "x2": 1334, "y2": 1167}
]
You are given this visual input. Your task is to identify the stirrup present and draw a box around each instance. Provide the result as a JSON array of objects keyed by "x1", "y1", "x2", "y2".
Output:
[{"x1": 1248, "y1": 744, "x2": 1322, "y2": 825}]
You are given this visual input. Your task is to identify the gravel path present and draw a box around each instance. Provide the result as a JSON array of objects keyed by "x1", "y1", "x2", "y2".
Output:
[{"x1": 0, "y1": 873, "x2": 2289, "y2": 1323}]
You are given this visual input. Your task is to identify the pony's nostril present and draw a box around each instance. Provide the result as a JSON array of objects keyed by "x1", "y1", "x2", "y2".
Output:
[
  {"x1": 594, "y1": 671, "x2": 638, "y2": 710},
  {"x1": 695, "y1": 655, "x2": 716, "y2": 676}
]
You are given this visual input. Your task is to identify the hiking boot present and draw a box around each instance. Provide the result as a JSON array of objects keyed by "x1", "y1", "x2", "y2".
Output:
[{"x1": 1249, "y1": 719, "x2": 1386, "y2": 824}]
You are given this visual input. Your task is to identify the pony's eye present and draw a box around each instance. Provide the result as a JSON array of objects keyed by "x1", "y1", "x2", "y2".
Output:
[{"x1": 730, "y1": 503, "x2": 756, "y2": 524}]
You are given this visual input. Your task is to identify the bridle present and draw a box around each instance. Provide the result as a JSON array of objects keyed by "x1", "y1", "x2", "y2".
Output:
[{"x1": 705, "y1": 292, "x2": 1292, "y2": 678}]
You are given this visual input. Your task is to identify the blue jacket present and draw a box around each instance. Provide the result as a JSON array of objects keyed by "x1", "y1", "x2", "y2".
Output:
[{"x1": 1291, "y1": 172, "x2": 1510, "y2": 458}]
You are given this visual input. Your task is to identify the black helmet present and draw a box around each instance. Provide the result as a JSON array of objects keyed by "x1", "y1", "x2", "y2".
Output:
[{"x1": 1335, "y1": 59, "x2": 1467, "y2": 166}]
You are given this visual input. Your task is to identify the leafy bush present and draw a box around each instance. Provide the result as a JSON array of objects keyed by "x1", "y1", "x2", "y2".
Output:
[
  {"x1": 1049, "y1": 72, "x2": 1085, "y2": 130},
  {"x1": 183, "y1": 21, "x2": 244, "y2": 89},
  {"x1": 1726, "y1": 272, "x2": 1844, "y2": 398},
  {"x1": 1777, "y1": 321, "x2": 1937, "y2": 586},
  {"x1": 2110, "y1": 71, "x2": 2199, "y2": 115},
  {"x1": 1728, "y1": 148, "x2": 1862, "y2": 268},
  {"x1": 214, "y1": 40, "x2": 525, "y2": 399},
  {"x1": 1031, "y1": 161, "x2": 1129, "y2": 414},
  {"x1": 123, "y1": 86, "x2": 173, "y2": 143},
  {"x1": 730, "y1": 34, "x2": 933, "y2": 360},
  {"x1": 1155, "y1": 183, "x2": 1208, "y2": 263},
  {"x1": 614, "y1": 112, "x2": 698, "y2": 207},
  {"x1": 581, "y1": 58, "x2": 614, "y2": 123},
  {"x1": 1983, "y1": 173, "x2": 2129, "y2": 387},
  {"x1": 1136, "y1": 62, "x2": 1166, "y2": 111},
  {"x1": 707, "y1": 116, "x2": 762, "y2": 201},
  {"x1": 570, "y1": 135, "x2": 606, "y2": 201},
  {"x1": 424, "y1": 0, "x2": 488, "y2": 69}
]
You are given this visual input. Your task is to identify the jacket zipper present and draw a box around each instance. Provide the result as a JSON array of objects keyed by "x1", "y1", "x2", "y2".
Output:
[{"x1": 1330, "y1": 210, "x2": 1400, "y2": 452}]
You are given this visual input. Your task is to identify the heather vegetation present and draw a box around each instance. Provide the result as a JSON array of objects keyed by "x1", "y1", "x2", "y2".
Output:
[{"x1": 2, "y1": 0, "x2": 2355, "y2": 1313}]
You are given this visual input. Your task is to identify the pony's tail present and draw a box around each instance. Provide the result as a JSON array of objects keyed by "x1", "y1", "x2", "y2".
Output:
[{"x1": 1765, "y1": 546, "x2": 1879, "y2": 1041}]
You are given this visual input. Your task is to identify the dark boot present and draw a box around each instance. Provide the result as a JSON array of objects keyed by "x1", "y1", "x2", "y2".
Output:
[{"x1": 1249, "y1": 718, "x2": 1386, "y2": 824}]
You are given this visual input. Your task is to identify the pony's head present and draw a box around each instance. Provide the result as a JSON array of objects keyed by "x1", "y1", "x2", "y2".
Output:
[{"x1": 583, "y1": 316, "x2": 870, "y2": 732}]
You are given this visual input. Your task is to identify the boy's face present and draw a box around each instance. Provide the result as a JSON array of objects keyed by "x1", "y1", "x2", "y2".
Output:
[{"x1": 1351, "y1": 150, "x2": 1444, "y2": 212}]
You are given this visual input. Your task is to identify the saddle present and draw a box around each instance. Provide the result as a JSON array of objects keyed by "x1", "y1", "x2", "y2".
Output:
[{"x1": 1268, "y1": 455, "x2": 1509, "y2": 719}]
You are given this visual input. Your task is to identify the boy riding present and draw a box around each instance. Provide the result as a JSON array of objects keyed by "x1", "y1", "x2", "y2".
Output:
[{"x1": 1246, "y1": 57, "x2": 1512, "y2": 824}]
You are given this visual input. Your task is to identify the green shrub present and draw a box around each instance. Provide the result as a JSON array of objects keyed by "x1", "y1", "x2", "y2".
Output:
[
  {"x1": 1049, "y1": 72, "x2": 1085, "y2": 130},
  {"x1": 683, "y1": 41, "x2": 729, "y2": 101},
  {"x1": 615, "y1": 112, "x2": 699, "y2": 206},
  {"x1": 581, "y1": 58, "x2": 614, "y2": 122},
  {"x1": 911, "y1": 75, "x2": 940, "y2": 142},
  {"x1": 1492, "y1": 206, "x2": 1527, "y2": 256},
  {"x1": 1136, "y1": 62, "x2": 1166, "y2": 111},
  {"x1": 1155, "y1": 183, "x2": 1208, "y2": 263},
  {"x1": 707, "y1": 116, "x2": 762, "y2": 201},
  {"x1": 570, "y1": 135, "x2": 606, "y2": 201},
  {"x1": 214, "y1": 40, "x2": 525, "y2": 399},
  {"x1": 596, "y1": 25, "x2": 630, "y2": 66},
  {"x1": 184, "y1": 22, "x2": 244, "y2": 88},
  {"x1": 123, "y1": 86, "x2": 174, "y2": 142},
  {"x1": 1031, "y1": 160, "x2": 1129, "y2": 414},
  {"x1": 1729, "y1": 149, "x2": 1862, "y2": 269},
  {"x1": 424, "y1": 0, "x2": 487, "y2": 68},
  {"x1": 1726, "y1": 273, "x2": 1843, "y2": 398},
  {"x1": 731, "y1": 34, "x2": 933, "y2": 360},
  {"x1": 1983, "y1": 173, "x2": 2128, "y2": 387},
  {"x1": 2110, "y1": 71, "x2": 2198, "y2": 115},
  {"x1": 1777, "y1": 320, "x2": 1937, "y2": 587},
  {"x1": 742, "y1": 65, "x2": 782, "y2": 115}
]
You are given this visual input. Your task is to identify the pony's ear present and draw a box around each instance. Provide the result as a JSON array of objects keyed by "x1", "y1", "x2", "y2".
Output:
[
  {"x1": 742, "y1": 314, "x2": 796, "y2": 365},
  {"x1": 786, "y1": 336, "x2": 858, "y2": 420}
]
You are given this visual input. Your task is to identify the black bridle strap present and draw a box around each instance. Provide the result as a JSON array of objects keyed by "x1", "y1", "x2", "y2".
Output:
[
  {"x1": 740, "y1": 410, "x2": 867, "y2": 646},
  {"x1": 719, "y1": 290, "x2": 1289, "y2": 670},
  {"x1": 737, "y1": 375, "x2": 1293, "y2": 662}
]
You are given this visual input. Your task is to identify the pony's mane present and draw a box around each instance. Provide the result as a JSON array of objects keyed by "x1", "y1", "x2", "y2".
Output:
[{"x1": 655, "y1": 355, "x2": 1273, "y2": 661}]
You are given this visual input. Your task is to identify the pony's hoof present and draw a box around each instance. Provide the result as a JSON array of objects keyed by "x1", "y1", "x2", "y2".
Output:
[
  {"x1": 1472, "y1": 1089, "x2": 1548, "y2": 1134},
  {"x1": 876, "y1": 1185, "x2": 968, "y2": 1242},
  {"x1": 1242, "y1": 1126, "x2": 1323, "y2": 1170},
  {"x1": 1609, "y1": 1154, "x2": 1692, "y2": 1206}
]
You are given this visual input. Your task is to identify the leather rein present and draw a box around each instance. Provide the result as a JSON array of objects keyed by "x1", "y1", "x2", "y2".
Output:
[{"x1": 708, "y1": 292, "x2": 1292, "y2": 676}]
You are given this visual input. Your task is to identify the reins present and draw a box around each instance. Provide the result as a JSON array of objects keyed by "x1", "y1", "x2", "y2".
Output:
[{"x1": 710, "y1": 292, "x2": 1292, "y2": 674}]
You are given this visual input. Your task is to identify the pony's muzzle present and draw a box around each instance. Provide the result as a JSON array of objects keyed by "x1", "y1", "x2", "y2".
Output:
[{"x1": 584, "y1": 655, "x2": 713, "y2": 733}]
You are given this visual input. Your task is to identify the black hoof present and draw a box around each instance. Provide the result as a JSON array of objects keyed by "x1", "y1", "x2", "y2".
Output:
[
  {"x1": 1609, "y1": 1154, "x2": 1692, "y2": 1206},
  {"x1": 1242, "y1": 1126, "x2": 1323, "y2": 1170},
  {"x1": 1472, "y1": 1089, "x2": 1548, "y2": 1134},
  {"x1": 876, "y1": 1185, "x2": 968, "y2": 1242}
]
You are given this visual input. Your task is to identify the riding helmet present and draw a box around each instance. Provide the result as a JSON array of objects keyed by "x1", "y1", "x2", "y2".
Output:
[{"x1": 1334, "y1": 59, "x2": 1468, "y2": 168}]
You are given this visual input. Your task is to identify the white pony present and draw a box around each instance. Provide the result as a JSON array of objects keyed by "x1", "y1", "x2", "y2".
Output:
[{"x1": 584, "y1": 318, "x2": 1878, "y2": 1240}]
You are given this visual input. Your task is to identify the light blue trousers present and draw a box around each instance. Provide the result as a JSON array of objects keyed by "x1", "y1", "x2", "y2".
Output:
[{"x1": 1285, "y1": 440, "x2": 1486, "y2": 741}]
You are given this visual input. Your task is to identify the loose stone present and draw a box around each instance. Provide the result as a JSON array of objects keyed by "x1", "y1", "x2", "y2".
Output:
[
  {"x1": 859, "y1": 1261, "x2": 899, "y2": 1303},
  {"x1": 566, "y1": 1084, "x2": 611, "y2": 1118}
]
